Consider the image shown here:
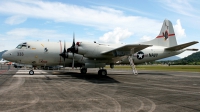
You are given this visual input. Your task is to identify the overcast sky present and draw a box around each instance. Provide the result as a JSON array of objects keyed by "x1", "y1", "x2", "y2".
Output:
[{"x1": 0, "y1": 0, "x2": 199, "y2": 58}]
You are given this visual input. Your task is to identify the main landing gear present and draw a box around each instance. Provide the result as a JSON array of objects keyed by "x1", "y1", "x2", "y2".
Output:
[
  {"x1": 80, "y1": 68, "x2": 87, "y2": 74},
  {"x1": 98, "y1": 69, "x2": 107, "y2": 76},
  {"x1": 80, "y1": 68, "x2": 107, "y2": 76},
  {"x1": 29, "y1": 70, "x2": 34, "y2": 75}
]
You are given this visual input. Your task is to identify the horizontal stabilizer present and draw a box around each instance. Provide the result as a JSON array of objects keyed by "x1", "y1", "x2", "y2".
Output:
[
  {"x1": 101, "y1": 44, "x2": 152, "y2": 55},
  {"x1": 165, "y1": 41, "x2": 199, "y2": 51}
]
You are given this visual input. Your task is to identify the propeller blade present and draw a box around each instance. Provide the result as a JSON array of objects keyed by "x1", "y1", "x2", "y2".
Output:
[
  {"x1": 73, "y1": 33, "x2": 75, "y2": 47},
  {"x1": 72, "y1": 33, "x2": 75, "y2": 69},
  {"x1": 65, "y1": 33, "x2": 78, "y2": 69},
  {"x1": 64, "y1": 40, "x2": 66, "y2": 53},
  {"x1": 67, "y1": 33, "x2": 78, "y2": 54},
  {"x1": 59, "y1": 41, "x2": 67, "y2": 61},
  {"x1": 72, "y1": 53, "x2": 74, "y2": 69}
]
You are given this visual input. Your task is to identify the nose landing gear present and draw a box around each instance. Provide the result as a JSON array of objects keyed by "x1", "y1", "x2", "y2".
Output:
[{"x1": 29, "y1": 70, "x2": 34, "y2": 75}]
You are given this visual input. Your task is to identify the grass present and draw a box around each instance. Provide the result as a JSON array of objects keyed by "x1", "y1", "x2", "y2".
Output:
[{"x1": 105, "y1": 65, "x2": 200, "y2": 72}]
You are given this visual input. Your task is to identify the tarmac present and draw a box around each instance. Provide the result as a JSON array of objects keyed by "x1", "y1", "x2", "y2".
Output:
[{"x1": 0, "y1": 65, "x2": 200, "y2": 112}]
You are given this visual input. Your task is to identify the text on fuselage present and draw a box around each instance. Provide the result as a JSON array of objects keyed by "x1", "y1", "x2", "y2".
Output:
[{"x1": 149, "y1": 53, "x2": 158, "y2": 57}]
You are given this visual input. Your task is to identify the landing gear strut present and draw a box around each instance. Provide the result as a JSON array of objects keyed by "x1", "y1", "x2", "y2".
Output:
[
  {"x1": 98, "y1": 69, "x2": 107, "y2": 76},
  {"x1": 29, "y1": 70, "x2": 34, "y2": 75},
  {"x1": 80, "y1": 68, "x2": 87, "y2": 74}
]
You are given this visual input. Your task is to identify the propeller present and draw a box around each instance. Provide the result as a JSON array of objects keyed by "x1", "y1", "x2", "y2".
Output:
[
  {"x1": 60, "y1": 41, "x2": 68, "y2": 67},
  {"x1": 59, "y1": 41, "x2": 68, "y2": 64},
  {"x1": 70, "y1": 33, "x2": 76, "y2": 69},
  {"x1": 59, "y1": 33, "x2": 78, "y2": 69}
]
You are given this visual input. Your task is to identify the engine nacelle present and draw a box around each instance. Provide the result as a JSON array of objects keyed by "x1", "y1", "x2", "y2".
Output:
[
  {"x1": 66, "y1": 52, "x2": 74, "y2": 59},
  {"x1": 66, "y1": 52, "x2": 83, "y2": 60},
  {"x1": 85, "y1": 63, "x2": 105, "y2": 68},
  {"x1": 75, "y1": 42, "x2": 95, "y2": 55},
  {"x1": 74, "y1": 42, "x2": 114, "y2": 59},
  {"x1": 76, "y1": 47, "x2": 87, "y2": 55},
  {"x1": 75, "y1": 42, "x2": 111, "y2": 58}
]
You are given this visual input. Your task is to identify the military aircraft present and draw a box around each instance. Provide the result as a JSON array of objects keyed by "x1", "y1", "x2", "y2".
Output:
[{"x1": 2, "y1": 19, "x2": 198, "y2": 75}]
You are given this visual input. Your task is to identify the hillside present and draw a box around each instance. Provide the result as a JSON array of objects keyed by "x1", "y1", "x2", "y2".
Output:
[
  {"x1": 174, "y1": 51, "x2": 200, "y2": 65},
  {"x1": 157, "y1": 56, "x2": 181, "y2": 61},
  {"x1": 182, "y1": 51, "x2": 200, "y2": 61}
]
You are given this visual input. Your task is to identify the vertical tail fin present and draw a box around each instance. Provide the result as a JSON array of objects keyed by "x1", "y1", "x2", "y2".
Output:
[{"x1": 142, "y1": 19, "x2": 177, "y2": 47}]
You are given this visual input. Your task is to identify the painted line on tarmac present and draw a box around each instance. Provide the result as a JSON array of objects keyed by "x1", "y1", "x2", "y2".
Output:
[
  {"x1": 14, "y1": 70, "x2": 60, "y2": 78},
  {"x1": 16, "y1": 70, "x2": 48, "y2": 74}
]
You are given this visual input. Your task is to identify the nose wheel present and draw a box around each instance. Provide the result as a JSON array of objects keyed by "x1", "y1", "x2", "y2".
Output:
[{"x1": 29, "y1": 70, "x2": 34, "y2": 75}]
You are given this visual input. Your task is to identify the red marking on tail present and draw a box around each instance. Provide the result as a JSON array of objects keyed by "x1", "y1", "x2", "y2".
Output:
[{"x1": 156, "y1": 34, "x2": 175, "y2": 38}]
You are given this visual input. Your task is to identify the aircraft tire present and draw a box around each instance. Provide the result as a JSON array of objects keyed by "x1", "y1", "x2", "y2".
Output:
[
  {"x1": 102, "y1": 69, "x2": 107, "y2": 76},
  {"x1": 98, "y1": 69, "x2": 107, "y2": 76},
  {"x1": 98, "y1": 70, "x2": 102, "y2": 75},
  {"x1": 81, "y1": 68, "x2": 87, "y2": 74},
  {"x1": 29, "y1": 70, "x2": 34, "y2": 75}
]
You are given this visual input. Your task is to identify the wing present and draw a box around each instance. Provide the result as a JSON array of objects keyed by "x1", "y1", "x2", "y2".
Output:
[
  {"x1": 165, "y1": 41, "x2": 199, "y2": 51},
  {"x1": 101, "y1": 44, "x2": 152, "y2": 55}
]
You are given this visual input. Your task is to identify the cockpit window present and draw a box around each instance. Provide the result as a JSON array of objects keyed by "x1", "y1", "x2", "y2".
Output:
[
  {"x1": 22, "y1": 45, "x2": 26, "y2": 47},
  {"x1": 21, "y1": 45, "x2": 27, "y2": 49},
  {"x1": 16, "y1": 45, "x2": 22, "y2": 49},
  {"x1": 16, "y1": 42, "x2": 27, "y2": 49}
]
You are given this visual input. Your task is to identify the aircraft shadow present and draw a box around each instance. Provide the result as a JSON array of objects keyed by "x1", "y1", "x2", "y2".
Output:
[
  {"x1": 137, "y1": 72, "x2": 172, "y2": 76},
  {"x1": 55, "y1": 72, "x2": 120, "y2": 84},
  {"x1": 106, "y1": 70, "x2": 171, "y2": 76}
]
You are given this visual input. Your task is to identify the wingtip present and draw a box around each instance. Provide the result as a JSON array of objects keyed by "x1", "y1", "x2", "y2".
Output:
[{"x1": 186, "y1": 48, "x2": 199, "y2": 51}]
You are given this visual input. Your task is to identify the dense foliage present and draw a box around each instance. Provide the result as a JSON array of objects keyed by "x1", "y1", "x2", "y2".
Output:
[
  {"x1": 174, "y1": 51, "x2": 200, "y2": 65},
  {"x1": 155, "y1": 51, "x2": 200, "y2": 65}
]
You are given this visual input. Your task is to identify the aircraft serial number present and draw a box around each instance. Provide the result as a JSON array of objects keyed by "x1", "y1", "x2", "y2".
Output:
[{"x1": 17, "y1": 52, "x2": 24, "y2": 56}]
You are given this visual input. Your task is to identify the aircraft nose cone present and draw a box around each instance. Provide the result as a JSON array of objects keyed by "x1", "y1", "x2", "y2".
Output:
[
  {"x1": 2, "y1": 52, "x2": 6, "y2": 59},
  {"x1": 2, "y1": 51, "x2": 11, "y2": 61}
]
